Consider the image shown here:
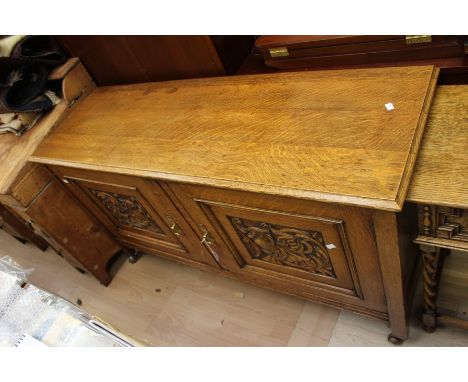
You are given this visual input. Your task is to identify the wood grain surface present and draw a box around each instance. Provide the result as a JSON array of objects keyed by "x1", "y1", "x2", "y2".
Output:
[
  {"x1": 407, "y1": 85, "x2": 468, "y2": 208},
  {"x1": 31, "y1": 66, "x2": 438, "y2": 211}
]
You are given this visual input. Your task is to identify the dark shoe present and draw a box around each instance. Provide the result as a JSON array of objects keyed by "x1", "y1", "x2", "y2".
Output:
[
  {"x1": 8, "y1": 90, "x2": 61, "y2": 113},
  {"x1": 10, "y1": 36, "x2": 66, "y2": 66},
  {"x1": 0, "y1": 63, "x2": 49, "y2": 112}
]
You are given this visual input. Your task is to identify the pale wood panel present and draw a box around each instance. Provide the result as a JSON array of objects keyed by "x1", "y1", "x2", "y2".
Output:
[
  {"x1": 31, "y1": 66, "x2": 438, "y2": 211},
  {"x1": 407, "y1": 85, "x2": 468, "y2": 208},
  {"x1": 0, "y1": 102, "x2": 67, "y2": 194},
  {"x1": 2, "y1": 229, "x2": 467, "y2": 346}
]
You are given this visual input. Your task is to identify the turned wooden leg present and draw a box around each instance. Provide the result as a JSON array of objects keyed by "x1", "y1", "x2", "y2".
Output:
[{"x1": 420, "y1": 244, "x2": 445, "y2": 333}]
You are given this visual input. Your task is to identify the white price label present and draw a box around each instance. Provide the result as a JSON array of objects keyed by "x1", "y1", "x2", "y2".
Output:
[{"x1": 385, "y1": 102, "x2": 395, "y2": 111}]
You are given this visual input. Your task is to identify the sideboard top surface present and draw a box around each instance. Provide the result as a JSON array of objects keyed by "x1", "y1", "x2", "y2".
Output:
[
  {"x1": 407, "y1": 85, "x2": 468, "y2": 209},
  {"x1": 31, "y1": 66, "x2": 438, "y2": 211}
]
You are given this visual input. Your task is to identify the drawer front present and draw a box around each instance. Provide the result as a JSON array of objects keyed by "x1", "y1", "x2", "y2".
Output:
[
  {"x1": 10, "y1": 164, "x2": 54, "y2": 208},
  {"x1": 168, "y1": 182, "x2": 387, "y2": 315},
  {"x1": 51, "y1": 166, "x2": 220, "y2": 268}
]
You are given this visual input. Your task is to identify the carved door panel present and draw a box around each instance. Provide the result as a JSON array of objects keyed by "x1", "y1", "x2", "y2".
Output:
[
  {"x1": 50, "y1": 167, "x2": 219, "y2": 268},
  {"x1": 168, "y1": 182, "x2": 387, "y2": 314}
]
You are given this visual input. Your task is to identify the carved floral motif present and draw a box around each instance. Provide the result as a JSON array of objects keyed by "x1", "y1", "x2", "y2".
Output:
[
  {"x1": 229, "y1": 216, "x2": 336, "y2": 277},
  {"x1": 90, "y1": 190, "x2": 163, "y2": 234}
]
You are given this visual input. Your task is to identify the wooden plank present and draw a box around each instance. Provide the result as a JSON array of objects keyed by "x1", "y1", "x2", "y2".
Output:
[
  {"x1": 0, "y1": 102, "x2": 68, "y2": 194},
  {"x1": 48, "y1": 57, "x2": 80, "y2": 80},
  {"x1": 0, "y1": 59, "x2": 94, "y2": 195},
  {"x1": 414, "y1": 235, "x2": 468, "y2": 252},
  {"x1": 438, "y1": 314, "x2": 468, "y2": 330},
  {"x1": 31, "y1": 66, "x2": 438, "y2": 211},
  {"x1": 407, "y1": 85, "x2": 468, "y2": 208}
]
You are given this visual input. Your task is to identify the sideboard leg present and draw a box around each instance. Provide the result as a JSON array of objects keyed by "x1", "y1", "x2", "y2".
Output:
[
  {"x1": 420, "y1": 244, "x2": 445, "y2": 333},
  {"x1": 373, "y1": 211, "x2": 409, "y2": 341},
  {"x1": 387, "y1": 334, "x2": 404, "y2": 345}
]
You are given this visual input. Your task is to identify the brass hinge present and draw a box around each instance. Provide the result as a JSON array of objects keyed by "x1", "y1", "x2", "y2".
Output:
[
  {"x1": 405, "y1": 35, "x2": 432, "y2": 44},
  {"x1": 269, "y1": 47, "x2": 289, "y2": 57}
]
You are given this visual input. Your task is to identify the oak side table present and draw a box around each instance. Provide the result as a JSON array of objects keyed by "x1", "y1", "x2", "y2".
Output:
[{"x1": 407, "y1": 84, "x2": 468, "y2": 332}]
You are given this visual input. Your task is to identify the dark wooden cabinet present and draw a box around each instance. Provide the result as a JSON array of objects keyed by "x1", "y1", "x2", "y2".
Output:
[
  {"x1": 24, "y1": 177, "x2": 121, "y2": 283},
  {"x1": 1, "y1": 164, "x2": 121, "y2": 285},
  {"x1": 57, "y1": 36, "x2": 255, "y2": 86},
  {"x1": 250, "y1": 35, "x2": 468, "y2": 84},
  {"x1": 255, "y1": 35, "x2": 468, "y2": 71}
]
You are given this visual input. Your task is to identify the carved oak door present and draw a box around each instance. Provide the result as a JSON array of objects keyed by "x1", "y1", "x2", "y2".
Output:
[
  {"x1": 168, "y1": 182, "x2": 387, "y2": 314},
  {"x1": 51, "y1": 167, "x2": 220, "y2": 268}
]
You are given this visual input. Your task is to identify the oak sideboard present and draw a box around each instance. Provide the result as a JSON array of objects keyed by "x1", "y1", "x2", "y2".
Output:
[{"x1": 3, "y1": 63, "x2": 458, "y2": 344}]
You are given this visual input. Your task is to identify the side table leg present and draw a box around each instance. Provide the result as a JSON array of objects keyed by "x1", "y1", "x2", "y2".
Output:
[{"x1": 420, "y1": 244, "x2": 445, "y2": 333}]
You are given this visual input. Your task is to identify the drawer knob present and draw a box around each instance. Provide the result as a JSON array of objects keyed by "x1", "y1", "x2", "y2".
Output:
[{"x1": 165, "y1": 215, "x2": 184, "y2": 236}]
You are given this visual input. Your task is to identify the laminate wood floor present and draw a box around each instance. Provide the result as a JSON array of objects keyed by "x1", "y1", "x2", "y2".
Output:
[{"x1": 1, "y1": 229, "x2": 467, "y2": 346}]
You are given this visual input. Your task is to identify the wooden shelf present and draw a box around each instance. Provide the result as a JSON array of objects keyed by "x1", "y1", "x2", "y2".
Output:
[{"x1": 0, "y1": 58, "x2": 94, "y2": 195}]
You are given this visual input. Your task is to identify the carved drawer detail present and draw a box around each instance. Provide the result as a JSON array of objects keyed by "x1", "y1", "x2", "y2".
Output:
[
  {"x1": 435, "y1": 207, "x2": 468, "y2": 241},
  {"x1": 419, "y1": 205, "x2": 468, "y2": 242},
  {"x1": 90, "y1": 190, "x2": 163, "y2": 234},
  {"x1": 229, "y1": 216, "x2": 336, "y2": 278}
]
